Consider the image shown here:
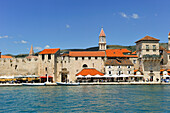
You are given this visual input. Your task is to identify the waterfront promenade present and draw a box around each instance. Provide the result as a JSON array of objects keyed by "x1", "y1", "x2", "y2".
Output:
[{"x1": 0, "y1": 82, "x2": 170, "y2": 86}]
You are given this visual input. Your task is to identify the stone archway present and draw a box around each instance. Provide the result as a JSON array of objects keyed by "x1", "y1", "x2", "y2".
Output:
[
  {"x1": 149, "y1": 71, "x2": 155, "y2": 82},
  {"x1": 60, "y1": 68, "x2": 69, "y2": 82}
]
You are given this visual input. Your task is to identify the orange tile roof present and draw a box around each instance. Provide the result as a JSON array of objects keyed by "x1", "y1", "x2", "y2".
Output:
[
  {"x1": 135, "y1": 36, "x2": 160, "y2": 43},
  {"x1": 159, "y1": 46, "x2": 165, "y2": 50},
  {"x1": 167, "y1": 69, "x2": 170, "y2": 71},
  {"x1": 169, "y1": 32, "x2": 170, "y2": 36},
  {"x1": 132, "y1": 51, "x2": 136, "y2": 54},
  {"x1": 39, "y1": 48, "x2": 60, "y2": 54},
  {"x1": 166, "y1": 50, "x2": 170, "y2": 54},
  {"x1": 99, "y1": 28, "x2": 106, "y2": 37},
  {"x1": 105, "y1": 59, "x2": 134, "y2": 66},
  {"x1": 160, "y1": 69, "x2": 165, "y2": 72},
  {"x1": 69, "y1": 51, "x2": 105, "y2": 57},
  {"x1": 134, "y1": 70, "x2": 138, "y2": 72},
  {"x1": 1, "y1": 55, "x2": 13, "y2": 58},
  {"x1": 125, "y1": 55, "x2": 138, "y2": 58},
  {"x1": 105, "y1": 49, "x2": 137, "y2": 58},
  {"x1": 76, "y1": 68, "x2": 104, "y2": 76}
]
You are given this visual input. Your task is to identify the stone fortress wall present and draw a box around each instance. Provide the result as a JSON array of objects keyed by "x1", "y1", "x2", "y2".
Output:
[{"x1": 0, "y1": 58, "x2": 38, "y2": 76}]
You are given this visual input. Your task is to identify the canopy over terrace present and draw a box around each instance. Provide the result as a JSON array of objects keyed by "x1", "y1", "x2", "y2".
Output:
[
  {"x1": 76, "y1": 68, "x2": 104, "y2": 77},
  {"x1": 76, "y1": 68, "x2": 144, "y2": 82}
]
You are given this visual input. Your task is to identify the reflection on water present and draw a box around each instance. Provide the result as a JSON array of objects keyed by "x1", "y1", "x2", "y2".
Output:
[{"x1": 0, "y1": 85, "x2": 170, "y2": 112}]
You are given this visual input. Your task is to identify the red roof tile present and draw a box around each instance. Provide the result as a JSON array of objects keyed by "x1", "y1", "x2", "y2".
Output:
[
  {"x1": 39, "y1": 48, "x2": 60, "y2": 54},
  {"x1": 99, "y1": 28, "x2": 106, "y2": 37},
  {"x1": 160, "y1": 69, "x2": 165, "y2": 72},
  {"x1": 167, "y1": 69, "x2": 170, "y2": 72},
  {"x1": 1, "y1": 55, "x2": 13, "y2": 58},
  {"x1": 132, "y1": 51, "x2": 136, "y2": 54},
  {"x1": 159, "y1": 46, "x2": 165, "y2": 50},
  {"x1": 166, "y1": 50, "x2": 170, "y2": 54},
  {"x1": 76, "y1": 68, "x2": 104, "y2": 76},
  {"x1": 134, "y1": 70, "x2": 138, "y2": 72},
  {"x1": 69, "y1": 51, "x2": 105, "y2": 57},
  {"x1": 169, "y1": 32, "x2": 170, "y2": 36},
  {"x1": 135, "y1": 36, "x2": 160, "y2": 43},
  {"x1": 105, "y1": 59, "x2": 134, "y2": 66},
  {"x1": 105, "y1": 49, "x2": 137, "y2": 58}
]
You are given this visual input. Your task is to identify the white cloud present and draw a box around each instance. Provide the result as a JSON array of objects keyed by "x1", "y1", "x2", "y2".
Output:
[
  {"x1": 14, "y1": 40, "x2": 28, "y2": 44},
  {"x1": 131, "y1": 13, "x2": 139, "y2": 19},
  {"x1": 21, "y1": 40, "x2": 27, "y2": 44},
  {"x1": 119, "y1": 12, "x2": 139, "y2": 19},
  {"x1": 66, "y1": 24, "x2": 70, "y2": 28},
  {"x1": 45, "y1": 45, "x2": 50, "y2": 49},
  {"x1": 120, "y1": 12, "x2": 128, "y2": 18},
  {"x1": 0, "y1": 35, "x2": 8, "y2": 39},
  {"x1": 34, "y1": 47, "x2": 42, "y2": 51}
]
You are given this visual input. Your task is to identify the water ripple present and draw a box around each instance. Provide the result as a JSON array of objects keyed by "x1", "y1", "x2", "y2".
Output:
[{"x1": 0, "y1": 85, "x2": 170, "y2": 112}]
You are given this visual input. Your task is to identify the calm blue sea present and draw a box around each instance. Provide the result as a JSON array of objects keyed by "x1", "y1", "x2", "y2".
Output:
[{"x1": 0, "y1": 85, "x2": 170, "y2": 113}]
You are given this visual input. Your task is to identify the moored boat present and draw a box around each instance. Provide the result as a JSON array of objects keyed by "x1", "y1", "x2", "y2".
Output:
[
  {"x1": 22, "y1": 83, "x2": 46, "y2": 86},
  {"x1": 56, "y1": 82, "x2": 80, "y2": 86}
]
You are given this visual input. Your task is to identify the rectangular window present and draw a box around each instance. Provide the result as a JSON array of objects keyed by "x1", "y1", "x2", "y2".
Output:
[
  {"x1": 102, "y1": 57, "x2": 104, "y2": 60},
  {"x1": 88, "y1": 57, "x2": 91, "y2": 60},
  {"x1": 82, "y1": 57, "x2": 84, "y2": 60},
  {"x1": 169, "y1": 56, "x2": 170, "y2": 59},
  {"x1": 108, "y1": 66, "x2": 111, "y2": 68},
  {"x1": 118, "y1": 66, "x2": 121, "y2": 68},
  {"x1": 95, "y1": 57, "x2": 98, "y2": 60},
  {"x1": 75, "y1": 57, "x2": 78, "y2": 60},
  {"x1": 48, "y1": 54, "x2": 51, "y2": 60},
  {"x1": 42, "y1": 54, "x2": 45, "y2": 60},
  {"x1": 133, "y1": 60, "x2": 136, "y2": 64},
  {"x1": 109, "y1": 71, "x2": 111, "y2": 75},
  {"x1": 128, "y1": 71, "x2": 131, "y2": 74},
  {"x1": 146, "y1": 45, "x2": 149, "y2": 51},
  {"x1": 127, "y1": 66, "x2": 131, "y2": 68},
  {"x1": 153, "y1": 45, "x2": 156, "y2": 51}
]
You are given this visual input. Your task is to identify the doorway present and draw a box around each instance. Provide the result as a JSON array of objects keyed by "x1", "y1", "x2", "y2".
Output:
[{"x1": 61, "y1": 74, "x2": 67, "y2": 82}]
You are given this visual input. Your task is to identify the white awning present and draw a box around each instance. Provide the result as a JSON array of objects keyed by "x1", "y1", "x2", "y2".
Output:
[
  {"x1": 163, "y1": 75, "x2": 170, "y2": 77},
  {"x1": 0, "y1": 76, "x2": 14, "y2": 79},
  {"x1": 25, "y1": 75, "x2": 39, "y2": 78}
]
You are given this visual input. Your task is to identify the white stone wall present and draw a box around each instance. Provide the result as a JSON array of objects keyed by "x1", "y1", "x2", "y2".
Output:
[
  {"x1": 0, "y1": 58, "x2": 38, "y2": 76},
  {"x1": 56, "y1": 56, "x2": 105, "y2": 82},
  {"x1": 38, "y1": 51, "x2": 60, "y2": 82},
  {"x1": 105, "y1": 65, "x2": 134, "y2": 75}
]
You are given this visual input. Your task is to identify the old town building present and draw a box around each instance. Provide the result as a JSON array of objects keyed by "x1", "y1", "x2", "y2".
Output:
[{"x1": 1, "y1": 28, "x2": 170, "y2": 83}]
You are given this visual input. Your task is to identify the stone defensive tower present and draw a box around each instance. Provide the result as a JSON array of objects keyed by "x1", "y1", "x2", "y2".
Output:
[{"x1": 135, "y1": 36, "x2": 161, "y2": 82}]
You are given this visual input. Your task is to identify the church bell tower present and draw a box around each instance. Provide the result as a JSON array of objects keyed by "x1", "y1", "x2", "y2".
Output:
[
  {"x1": 168, "y1": 32, "x2": 170, "y2": 50},
  {"x1": 99, "y1": 27, "x2": 106, "y2": 50}
]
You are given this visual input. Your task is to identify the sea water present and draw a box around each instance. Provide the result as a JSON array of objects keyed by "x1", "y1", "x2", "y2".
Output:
[{"x1": 0, "y1": 85, "x2": 170, "y2": 112}]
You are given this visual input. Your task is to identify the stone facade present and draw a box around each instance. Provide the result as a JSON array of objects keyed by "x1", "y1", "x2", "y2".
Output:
[
  {"x1": 0, "y1": 58, "x2": 38, "y2": 76},
  {"x1": 1, "y1": 29, "x2": 170, "y2": 83},
  {"x1": 136, "y1": 36, "x2": 161, "y2": 82},
  {"x1": 56, "y1": 54, "x2": 105, "y2": 82}
]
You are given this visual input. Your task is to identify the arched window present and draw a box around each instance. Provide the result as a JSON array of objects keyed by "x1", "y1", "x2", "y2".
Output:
[{"x1": 82, "y1": 64, "x2": 88, "y2": 68}]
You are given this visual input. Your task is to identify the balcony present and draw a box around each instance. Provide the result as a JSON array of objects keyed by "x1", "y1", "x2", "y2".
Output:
[{"x1": 142, "y1": 55, "x2": 161, "y2": 61}]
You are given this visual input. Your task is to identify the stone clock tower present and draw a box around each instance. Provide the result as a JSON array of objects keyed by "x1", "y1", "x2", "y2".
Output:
[{"x1": 99, "y1": 28, "x2": 106, "y2": 50}]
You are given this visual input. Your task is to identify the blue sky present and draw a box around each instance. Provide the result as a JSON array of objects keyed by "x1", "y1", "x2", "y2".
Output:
[{"x1": 0, "y1": 0, "x2": 170, "y2": 55}]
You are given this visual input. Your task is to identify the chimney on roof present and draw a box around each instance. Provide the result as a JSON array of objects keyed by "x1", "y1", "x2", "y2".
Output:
[{"x1": 29, "y1": 45, "x2": 34, "y2": 56}]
